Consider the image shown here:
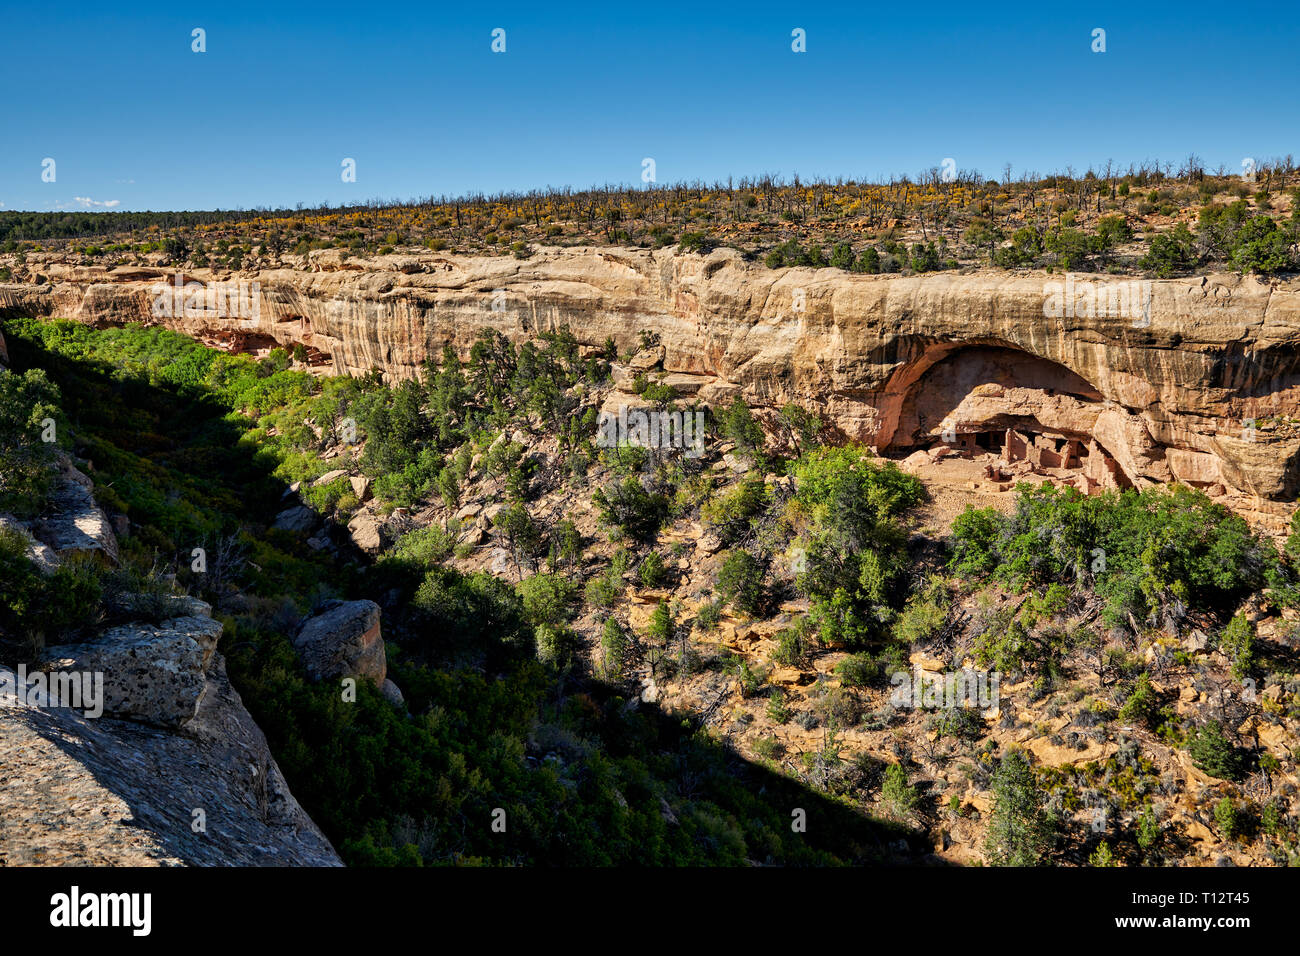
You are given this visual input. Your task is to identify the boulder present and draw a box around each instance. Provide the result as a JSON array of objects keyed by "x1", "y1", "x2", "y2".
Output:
[
  {"x1": 349, "y1": 475, "x2": 372, "y2": 501},
  {"x1": 272, "y1": 504, "x2": 316, "y2": 533},
  {"x1": 696, "y1": 529, "x2": 723, "y2": 554},
  {"x1": 488, "y1": 547, "x2": 513, "y2": 575},
  {"x1": 908, "y1": 651, "x2": 947, "y2": 673},
  {"x1": 380, "y1": 679, "x2": 405, "y2": 707},
  {"x1": 629, "y1": 345, "x2": 664, "y2": 372},
  {"x1": 346, "y1": 511, "x2": 383, "y2": 553},
  {"x1": 311, "y1": 469, "x2": 348, "y2": 487},
  {"x1": 721, "y1": 452, "x2": 751, "y2": 474},
  {"x1": 293, "y1": 600, "x2": 386, "y2": 685},
  {"x1": 39, "y1": 615, "x2": 224, "y2": 728}
]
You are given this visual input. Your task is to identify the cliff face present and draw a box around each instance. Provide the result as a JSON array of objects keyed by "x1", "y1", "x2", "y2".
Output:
[{"x1": 5, "y1": 247, "x2": 1300, "y2": 503}]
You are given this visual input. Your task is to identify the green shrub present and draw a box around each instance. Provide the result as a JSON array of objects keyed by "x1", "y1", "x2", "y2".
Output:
[
  {"x1": 1137, "y1": 805, "x2": 1160, "y2": 853},
  {"x1": 1139, "y1": 223, "x2": 1196, "y2": 276},
  {"x1": 792, "y1": 445, "x2": 925, "y2": 646},
  {"x1": 677, "y1": 231, "x2": 715, "y2": 254},
  {"x1": 517, "y1": 573, "x2": 578, "y2": 628},
  {"x1": 718, "y1": 396, "x2": 767, "y2": 468},
  {"x1": 1217, "y1": 614, "x2": 1255, "y2": 679},
  {"x1": 700, "y1": 478, "x2": 767, "y2": 546},
  {"x1": 1118, "y1": 672, "x2": 1160, "y2": 727},
  {"x1": 0, "y1": 528, "x2": 105, "y2": 654},
  {"x1": 929, "y1": 705, "x2": 984, "y2": 742},
  {"x1": 948, "y1": 506, "x2": 1001, "y2": 578},
  {"x1": 599, "y1": 617, "x2": 629, "y2": 680},
  {"x1": 854, "y1": 247, "x2": 881, "y2": 273},
  {"x1": 828, "y1": 242, "x2": 855, "y2": 270},
  {"x1": 766, "y1": 688, "x2": 791, "y2": 723},
  {"x1": 881, "y1": 763, "x2": 917, "y2": 818},
  {"x1": 694, "y1": 598, "x2": 722, "y2": 632},
  {"x1": 771, "y1": 624, "x2": 809, "y2": 667},
  {"x1": 534, "y1": 623, "x2": 579, "y2": 667},
  {"x1": 1188, "y1": 720, "x2": 1242, "y2": 780},
  {"x1": 1044, "y1": 227, "x2": 1094, "y2": 270},
  {"x1": 585, "y1": 553, "x2": 628, "y2": 608},
  {"x1": 390, "y1": 524, "x2": 457, "y2": 567},
  {"x1": 1088, "y1": 841, "x2": 1116, "y2": 866},
  {"x1": 0, "y1": 367, "x2": 65, "y2": 516},
  {"x1": 638, "y1": 550, "x2": 670, "y2": 588},
  {"x1": 950, "y1": 483, "x2": 1270, "y2": 633},
  {"x1": 835, "y1": 653, "x2": 881, "y2": 688},
  {"x1": 592, "y1": 477, "x2": 669, "y2": 542},
  {"x1": 717, "y1": 549, "x2": 764, "y2": 615},
  {"x1": 1213, "y1": 797, "x2": 1238, "y2": 840},
  {"x1": 893, "y1": 577, "x2": 950, "y2": 645}
]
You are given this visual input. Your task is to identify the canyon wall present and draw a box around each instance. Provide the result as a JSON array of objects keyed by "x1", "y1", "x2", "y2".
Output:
[{"x1": 4, "y1": 247, "x2": 1300, "y2": 503}]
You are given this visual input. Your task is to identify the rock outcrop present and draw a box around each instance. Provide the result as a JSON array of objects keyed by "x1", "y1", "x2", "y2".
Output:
[
  {"x1": 0, "y1": 659, "x2": 341, "y2": 866},
  {"x1": 0, "y1": 513, "x2": 60, "y2": 573},
  {"x1": 32, "y1": 457, "x2": 119, "y2": 563},
  {"x1": 5, "y1": 249, "x2": 1300, "y2": 501},
  {"x1": 39, "y1": 613, "x2": 223, "y2": 728},
  {"x1": 293, "y1": 599, "x2": 386, "y2": 685},
  {"x1": 0, "y1": 488, "x2": 342, "y2": 865}
]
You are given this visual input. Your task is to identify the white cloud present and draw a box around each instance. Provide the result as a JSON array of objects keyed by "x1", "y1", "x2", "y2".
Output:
[{"x1": 71, "y1": 196, "x2": 121, "y2": 208}]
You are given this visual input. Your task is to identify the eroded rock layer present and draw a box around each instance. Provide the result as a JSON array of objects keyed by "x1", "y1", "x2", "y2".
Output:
[{"x1": 5, "y1": 248, "x2": 1300, "y2": 502}]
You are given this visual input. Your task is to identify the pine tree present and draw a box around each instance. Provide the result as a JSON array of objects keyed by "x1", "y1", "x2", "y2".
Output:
[{"x1": 984, "y1": 750, "x2": 1055, "y2": 866}]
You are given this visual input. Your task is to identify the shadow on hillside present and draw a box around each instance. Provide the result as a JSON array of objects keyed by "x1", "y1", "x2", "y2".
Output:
[{"x1": 3, "y1": 321, "x2": 951, "y2": 867}]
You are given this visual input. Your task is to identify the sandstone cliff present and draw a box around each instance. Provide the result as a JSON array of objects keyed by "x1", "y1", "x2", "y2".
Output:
[{"x1": 5, "y1": 248, "x2": 1300, "y2": 504}]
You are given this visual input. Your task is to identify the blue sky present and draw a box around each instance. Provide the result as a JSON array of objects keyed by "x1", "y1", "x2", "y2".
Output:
[{"x1": 2, "y1": 0, "x2": 1296, "y2": 212}]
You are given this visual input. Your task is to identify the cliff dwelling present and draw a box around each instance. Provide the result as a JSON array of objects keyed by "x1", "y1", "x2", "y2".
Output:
[{"x1": 887, "y1": 345, "x2": 1134, "y2": 496}]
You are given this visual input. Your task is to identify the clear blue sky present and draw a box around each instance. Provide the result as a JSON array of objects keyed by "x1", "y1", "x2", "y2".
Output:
[{"x1": 2, "y1": 0, "x2": 1296, "y2": 212}]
